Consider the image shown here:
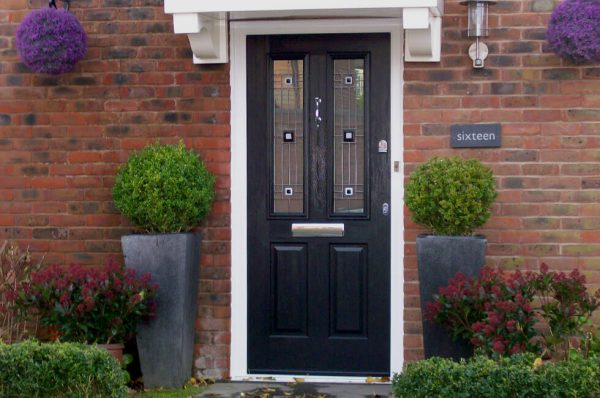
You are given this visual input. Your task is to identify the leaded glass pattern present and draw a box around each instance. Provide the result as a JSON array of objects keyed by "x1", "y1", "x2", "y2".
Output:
[
  {"x1": 333, "y1": 59, "x2": 365, "y2": 214},
  {"x1": 273, "y1": 60, "x2": 304, "y2": 214}
]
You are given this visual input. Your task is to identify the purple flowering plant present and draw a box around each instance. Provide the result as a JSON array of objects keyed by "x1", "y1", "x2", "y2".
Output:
[
  {"x1": 14, "y1": 260, "x2": 157, "y2": 344},
  {"x1": 547, "y1": 0, "x2": 600, "y2": 64},
  {"x1": 16, "y1": 8, "x2": 87, "y2": 75}
]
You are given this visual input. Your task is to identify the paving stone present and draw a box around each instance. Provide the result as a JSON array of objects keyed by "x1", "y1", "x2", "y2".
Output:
[{"x1": 197, "y1": 382, "x2": 391, "y2": 398}]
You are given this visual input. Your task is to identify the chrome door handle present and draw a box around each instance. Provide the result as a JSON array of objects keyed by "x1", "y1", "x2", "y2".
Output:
[{"x1": 314, "y1": 97, "x2": 322, "y2": 128}]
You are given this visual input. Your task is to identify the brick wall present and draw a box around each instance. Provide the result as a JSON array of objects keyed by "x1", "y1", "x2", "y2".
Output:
[
  {"x1": 1, "y1": 0, "x2": 599, "y2": 378},
  {"x1": 403, "y1": 0, "x2": 600, "y2": 362},
  {"x1": 0, "y1": 0, "x2": 231, "y2": 378}
]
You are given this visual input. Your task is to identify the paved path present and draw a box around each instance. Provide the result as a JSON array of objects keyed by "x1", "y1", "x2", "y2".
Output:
[{"x1": 198, "y1": 381, "x2": 391, "y2": 398}]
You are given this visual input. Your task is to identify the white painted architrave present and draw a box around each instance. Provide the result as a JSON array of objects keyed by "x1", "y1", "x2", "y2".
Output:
[
  {"x1": 230, "y1": 18, "x2": 405, "y2": 383},
  {"x1": 164, "y1": 0, "x2": 442, "y2": 63}
]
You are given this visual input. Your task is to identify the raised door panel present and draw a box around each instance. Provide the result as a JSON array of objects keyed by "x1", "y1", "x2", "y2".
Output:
[
  {"x1": 330, "y1": 245, "x2": 367, "y2": 337},
  {"x1": 271, "y1": 244, "x2": 308, "y2": 335}
]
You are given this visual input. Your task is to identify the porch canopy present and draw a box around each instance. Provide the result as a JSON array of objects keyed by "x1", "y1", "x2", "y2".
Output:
[{"x1": 164, "y1": 0, "x2": 444, "y2": 64}]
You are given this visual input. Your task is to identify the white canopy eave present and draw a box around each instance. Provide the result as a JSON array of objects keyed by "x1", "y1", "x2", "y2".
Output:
[{"x1": 164, "y1": 0, "x2": 444, "y2": 64}]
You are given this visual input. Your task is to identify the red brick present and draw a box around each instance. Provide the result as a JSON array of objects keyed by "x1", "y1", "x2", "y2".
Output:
[
  {"x1": 85, "y1": 215, "x2": 121, "y2": 226},
  {"x1": 501, "y1": 96, "x2": 537, "y2": 108},
  {"x1": 0, "y1": 215, "x2": 15, "y2": 226},
  {"x1": 30, "y1": 177, "x2": 67, "y2": 189},
  {"x1": 404, "y1": 349, "x2": 424, "y2": 362},
  {"x1": 212, "y1": 307, "x2": 231, "y2": 319},
  {"x1": 103, "y1": 100, "x2": 139, "y2": 112},
  {"x1": 49, "y1": 215, "x2": 87, "y2": 227},
  {"x1": 462, "y1": 96, "x2": 500, "y2": 108},
  {"x1": 50, "y1": 240, "x2": 86, "y2": 253},
  {"x1": 581, "y1": 231, "x2": 600, "y2": 242},
  {"x1": 0, "y1": 100, "x2": 33, "y2": 113},
  {"x1": 540, "y1": 95, "x2": 581, "y2": 108},
  {"x1": 404, "y1": 335, "x2": 423, "y2": 349}
]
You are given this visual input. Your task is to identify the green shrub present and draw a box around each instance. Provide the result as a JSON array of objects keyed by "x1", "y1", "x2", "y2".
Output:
[
  {"x1": 0, "y1": 340, "x2": 128, "y2": 397},
  {"x1": 113, "y1": 142, "x2": 216, "y2": 233},
  {"x1": 405, "y1": 156, "x2": 497, "y2": 236},
  {"x1": 393, "y1": 354, "x2": 600, "y2": 398}
]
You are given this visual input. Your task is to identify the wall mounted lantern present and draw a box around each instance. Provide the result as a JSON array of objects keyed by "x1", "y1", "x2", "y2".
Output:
[{"x1": 460, "y1": 0, "x2": 495, "y2": 68}]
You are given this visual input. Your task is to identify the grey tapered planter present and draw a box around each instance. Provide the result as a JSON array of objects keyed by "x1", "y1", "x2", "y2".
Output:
[
  {"x1": 122, "y1": 232, "x2": 200, "y2": 389},
  {"x1": 417, "y1": 234, "x2": 486, "y2": 361}
]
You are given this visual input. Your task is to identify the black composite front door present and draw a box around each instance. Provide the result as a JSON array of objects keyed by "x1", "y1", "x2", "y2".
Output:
[{"x1": 247, "y1": 34, "x2": 390, "y2": 376}]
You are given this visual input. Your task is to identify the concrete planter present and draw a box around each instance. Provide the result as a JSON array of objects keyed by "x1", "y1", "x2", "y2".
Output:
[
  {"x1": 122, "y1": 233, "x2": 200, "y2": 389},
  {"x1": 417, "y1": 234, "x2": 486, "y2": 361}
]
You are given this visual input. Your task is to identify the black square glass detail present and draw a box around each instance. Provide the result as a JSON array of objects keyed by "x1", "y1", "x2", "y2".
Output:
[
  {"x1": 344, "y1": 75, "x2": 353, "y2": 85},
  {"x1": 283, "y1": 130, "x2": 295, "y2": 143},
  {"x1": 343, "y1": 129, "x2": 355, "y2": 142}
]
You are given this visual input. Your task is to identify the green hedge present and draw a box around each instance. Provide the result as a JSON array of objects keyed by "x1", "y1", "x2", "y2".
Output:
[
  {"x1": 0, "y1": 340, "x2": 128, "y2": 397},
  {"x1": 393, "y1": 354, "x2": 600, "y2": 398}
]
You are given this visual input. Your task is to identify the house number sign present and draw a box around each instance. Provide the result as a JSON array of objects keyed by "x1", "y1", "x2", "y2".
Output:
[{"x1": 450, "y1": 123, "x2": 501, "y2": 148}]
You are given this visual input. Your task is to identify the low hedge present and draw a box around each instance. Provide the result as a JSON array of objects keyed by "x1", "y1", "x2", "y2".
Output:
[
  {"x1": 393, "y1": 354, "x2": 600, "y2": 398},
  {"x1": 0, "y1": 340, "x2": 128, "y2": 397}
]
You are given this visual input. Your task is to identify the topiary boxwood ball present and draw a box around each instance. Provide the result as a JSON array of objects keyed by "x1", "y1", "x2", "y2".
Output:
[
  {"x1": 16, "y1": 8, "x2": 87, "y2": 75},
  {"x1": 547, "y1": 0, "x2": 600, "y2": 64},
  {"x1": 113, "y1": 142, "x2": 216, "y2": 234},
  {"x1": 405, "y1": 156, "x2": 497, "y2": 236}
]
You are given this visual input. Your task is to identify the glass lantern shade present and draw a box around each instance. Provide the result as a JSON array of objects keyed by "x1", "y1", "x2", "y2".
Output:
[{"x1": 461, "y1": 1, "x2": 495, "y2": 37}]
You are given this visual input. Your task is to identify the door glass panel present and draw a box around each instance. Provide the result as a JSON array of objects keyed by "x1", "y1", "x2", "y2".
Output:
[
  {"x1": 333, "y1": 59, "x2": 365, "y2": 214},
  {"x1": 273, "y1": 59, "x2": 304, "y2": 214}
]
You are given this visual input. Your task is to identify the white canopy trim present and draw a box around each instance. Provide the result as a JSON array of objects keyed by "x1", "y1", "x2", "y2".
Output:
[{"x1": 164, "y1": 0, "x2": 444, "y2": 64}]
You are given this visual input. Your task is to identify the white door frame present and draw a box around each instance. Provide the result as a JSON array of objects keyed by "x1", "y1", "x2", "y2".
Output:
[{"x1": 230, "y1": 18, "x2": 405, "y2": 382}]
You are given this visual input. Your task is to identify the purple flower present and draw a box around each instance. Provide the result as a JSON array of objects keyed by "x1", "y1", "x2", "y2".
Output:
[
  {"x1": 547, "y1": 0, "x2": 600, "y2": 64},
  {"x1": 16, "y1": 8, "x2": 87, "y2": 75}
]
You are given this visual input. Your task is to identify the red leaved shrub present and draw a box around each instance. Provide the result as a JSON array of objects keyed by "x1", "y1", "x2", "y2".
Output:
[
  {"x1": 15, "y1": 260, "x2": 157, "y2": 344},
  {"x1": 427, "y1": 263, "x2": 600, "y2": 359}
]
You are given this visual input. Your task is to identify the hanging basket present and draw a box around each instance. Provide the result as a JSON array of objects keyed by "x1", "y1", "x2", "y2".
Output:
[
  {"x1": 546, "y1": 0, "x2": 600, "y2": 64},
  {"x1": 16, "y1": 7, "x2": 87, "y2": 75}
]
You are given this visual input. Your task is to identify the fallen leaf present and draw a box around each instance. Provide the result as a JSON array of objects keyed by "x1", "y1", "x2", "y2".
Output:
[{"x1": 293, "y1": 377, "x2": 305, "y2": 383}]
